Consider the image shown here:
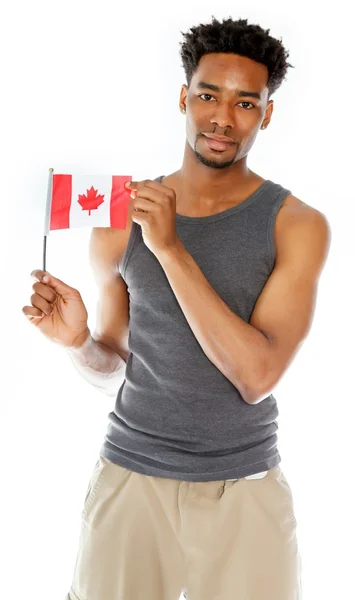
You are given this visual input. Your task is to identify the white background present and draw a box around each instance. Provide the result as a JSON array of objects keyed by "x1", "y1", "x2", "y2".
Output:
[{"x1": 1, "y1": 1, "x2": 354, "y2": 599}]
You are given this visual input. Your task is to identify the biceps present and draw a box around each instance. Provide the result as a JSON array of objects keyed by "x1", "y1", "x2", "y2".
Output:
[{"x1": 250, "y1": 270, "x2": 319, "y2": 389}]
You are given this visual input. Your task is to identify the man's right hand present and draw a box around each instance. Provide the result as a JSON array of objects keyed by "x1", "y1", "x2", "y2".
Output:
[{"x1": 22, "y1": 270, "x2": 90, "y2": 348}]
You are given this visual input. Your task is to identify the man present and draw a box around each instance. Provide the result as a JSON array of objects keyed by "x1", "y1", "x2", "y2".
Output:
[{"x1": 23, "y1": 16, "x2": 331, "y2": 600}]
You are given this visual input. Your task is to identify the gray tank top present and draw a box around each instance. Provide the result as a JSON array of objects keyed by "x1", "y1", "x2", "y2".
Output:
[{"x1": 100, "y1": 176, "x2": 292, "y2": 481}]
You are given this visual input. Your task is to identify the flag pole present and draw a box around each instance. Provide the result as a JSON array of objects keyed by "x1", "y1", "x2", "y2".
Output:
[{"x1": 43, "y1": 168, "x2": 54, "y2": 272}]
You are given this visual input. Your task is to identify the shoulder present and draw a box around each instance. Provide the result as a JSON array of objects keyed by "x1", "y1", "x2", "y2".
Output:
[{"x1": 274, "y1": 193, "x2": 332, "y2": 270}]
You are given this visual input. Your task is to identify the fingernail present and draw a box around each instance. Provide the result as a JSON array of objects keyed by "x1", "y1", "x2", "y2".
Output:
[
  {"x1": 125, "y1": 181, "x2": 131, "y2": 187},
  {"x1": 43, "y1": 275, "x2": 49, "y2": 282}
]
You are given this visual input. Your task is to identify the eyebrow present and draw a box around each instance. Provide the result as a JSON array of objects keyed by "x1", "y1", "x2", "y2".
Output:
[{"x1": 197, "y1": 81, "x2": 261, "y2": 100}]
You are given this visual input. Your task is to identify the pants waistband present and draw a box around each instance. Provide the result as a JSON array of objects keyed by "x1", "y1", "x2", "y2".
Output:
[{"x1": 227, "y1": 470, "x2": 268, "y2": 481}]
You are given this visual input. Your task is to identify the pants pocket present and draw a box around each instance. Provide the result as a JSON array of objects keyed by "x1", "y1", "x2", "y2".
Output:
[
  {"x1": 81, "y1": 456, "x2": 131, "y2": 522},
  {"x1": 83, "y1": 459, "x2": 100, "y2": 505},
  {"x1": 268, "y1": 466, "x2": 298, "y2": 529},
  {"x1": 245, "y1": 465, "x2": 298, "y2": 533},
  {"x1": 81, "y1": 456, "x2": 111, "y2": 520}
]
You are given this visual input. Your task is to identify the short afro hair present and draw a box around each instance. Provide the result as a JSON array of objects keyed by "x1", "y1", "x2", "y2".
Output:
[{"x1": 180, "y1": 16, "x2": 294, "y2": 99}]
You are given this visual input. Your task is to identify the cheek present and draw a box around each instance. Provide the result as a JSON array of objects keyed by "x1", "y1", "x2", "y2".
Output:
[
  {"x1": 240, "y1": 131, "x2": 259, "y2": 154},
  {"x1": 186, "y1": 102, "x2": 206, "y2": 130},
  {"x1": 185, "y1": 117, "x2": 199, "y2": 146}
]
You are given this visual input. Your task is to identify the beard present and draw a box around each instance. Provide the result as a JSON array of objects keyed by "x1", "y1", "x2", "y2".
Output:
[
  {"x1": 193, "y1": 147, "x2": 236, "y2": 169},
  {"x1": 193, "y1": 135, "x2": 237, "y2": 169}
]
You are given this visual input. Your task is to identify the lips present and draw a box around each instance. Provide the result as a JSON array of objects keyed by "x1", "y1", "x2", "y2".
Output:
[
  {"x1": 203, "y1": 133, "x2": 235, "y2": 142},
  {"x1": 203, "y1": 136, "x2": 235, "y2": 151}
]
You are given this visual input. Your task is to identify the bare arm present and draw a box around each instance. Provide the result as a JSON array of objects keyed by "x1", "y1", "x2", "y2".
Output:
[
  {"x1": 66, "y1": 329, "x2": 126, "y2": 397},
  {"x1": 157, "y1": 202, "x2": 331, "y2": 404},
  {"x1": 66, "y1": 226, "x2": 131, "y2": 397}
]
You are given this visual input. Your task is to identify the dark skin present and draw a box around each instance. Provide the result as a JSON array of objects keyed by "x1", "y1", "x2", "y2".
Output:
[
  {"x1": 164, "y1": 52, "x2": 274, "y2": 214},
  {"x1": 125, "y1": 52, "x2": 331, "y2": 403},
  {"x1": 24, "y1": 52, "x2": 331, "y2": 404}
]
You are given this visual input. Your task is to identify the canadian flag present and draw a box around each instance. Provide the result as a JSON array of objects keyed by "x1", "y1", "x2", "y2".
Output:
[{"x1": 47, "y1": 174, "x2": 132, "y2": 232}]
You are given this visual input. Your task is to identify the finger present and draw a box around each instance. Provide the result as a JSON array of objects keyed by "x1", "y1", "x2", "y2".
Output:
[
  {"x1": 124, "y1": 181, "x2": 137, "y2": 199},
  {"x1": 125, "y1": 180, "x2": 153, "y2": 191},
  {"x1": 131, "y1": 197, "x2": 147, "y2": 212},
  {"x1": 134, "y1": 186, "x2": 169, "y2": 207},
  {"x1": 32, "y1": 281, "x2": 57, "y2": 303},
  {"x1": 131, "y1": 215, "x2": 145, "y2": 225},
  {"x1": 30, "y1": 293, "x2": 54, "y2": 316},
  {"x1": 125, "y1": 180, "x2": 138, "y2": 189},
  {"x1": 131, "y1": 210, "x2": 148, "y2": 223},
  {"x1": 134, "y1": 190, "x2": 162, "y2": 206},
  {"x1": 127, "y1": 179, "x2": 174, "y2": 195},
  {"x1": 126, "y1": 180, "x2": 171, "y2": 203},
  {"x1": 31, "y1": 269, "x2": 48, "y2": 282},
  {"x1": 30, "y1": 270, "x2": 77, "y2": 296},
  {"x1": 22, "y1": 306, "x2": 45, "y2": 319}
]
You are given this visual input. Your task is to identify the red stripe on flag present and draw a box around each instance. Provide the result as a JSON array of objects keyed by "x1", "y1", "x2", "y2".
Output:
[
  {"x1": 50, "y1": 174, "x2": 72, "y2": 230},
  {"x1": 110, "y1": 176, "x2": 132, "y2": 229}
]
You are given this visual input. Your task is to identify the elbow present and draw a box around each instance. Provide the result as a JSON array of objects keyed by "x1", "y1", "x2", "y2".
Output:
[
  {"x1": 239, "y1": 347, "x2": 288, "y2": 405},
  {"x1": 233, "y1": 380, "x2": 263, "y2": 405},
  {"x1": 240, "y1": 370, "x2": 277, "y2": 406},
  {"x1": 242, "y1": 387, "x2": 272, "y2": 405},
  {"x1": 228, "y1": 356, "x2": 279, "y2": 405}
]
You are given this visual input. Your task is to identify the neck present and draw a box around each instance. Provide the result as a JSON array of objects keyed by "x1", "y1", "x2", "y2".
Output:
[{"x1": 175, "y1": 141, "x2": 258, "y2": 205}]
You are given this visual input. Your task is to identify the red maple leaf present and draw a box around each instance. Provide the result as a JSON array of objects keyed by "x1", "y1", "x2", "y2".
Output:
[{"x1": 78, "y1": 186, "x2": 105, "y2": 215}]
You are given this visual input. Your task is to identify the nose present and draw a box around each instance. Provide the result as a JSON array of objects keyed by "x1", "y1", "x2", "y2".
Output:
[{"x1": 209, "y1": 102, "x2": 234, "y2": 130}]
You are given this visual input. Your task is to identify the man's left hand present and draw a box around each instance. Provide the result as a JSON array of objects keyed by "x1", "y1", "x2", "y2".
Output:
[{"x1": 125, "y1": 179, "x2": 181, "y2": 259}]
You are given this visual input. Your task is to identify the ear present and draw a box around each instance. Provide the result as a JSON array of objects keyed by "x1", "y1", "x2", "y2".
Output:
[
  {"x1": 264, "y1": 99, "x2": 274, "y2": 126},
  {"x1": 179, "y1": 84, "x2": 188, "y2": 113}
]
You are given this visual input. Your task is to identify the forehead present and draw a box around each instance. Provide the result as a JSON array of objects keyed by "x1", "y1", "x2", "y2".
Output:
[{"x1": 191, "y1": 53, "x2": 269, "y2": 95}]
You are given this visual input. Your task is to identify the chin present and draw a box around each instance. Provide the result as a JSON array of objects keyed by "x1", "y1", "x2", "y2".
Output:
[{"x1": 194, "y1": 149, "x2": 236, "y2": 170}]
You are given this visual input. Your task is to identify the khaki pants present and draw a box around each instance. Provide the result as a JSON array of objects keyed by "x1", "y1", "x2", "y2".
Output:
[{"x1": 66, "y1": 455, "x2": 302, "y2": 600}]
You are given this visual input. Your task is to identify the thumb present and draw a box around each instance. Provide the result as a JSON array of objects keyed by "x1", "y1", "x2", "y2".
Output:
[{"x1": 31, "y1": 270, "x2": 76, "y2": 295}]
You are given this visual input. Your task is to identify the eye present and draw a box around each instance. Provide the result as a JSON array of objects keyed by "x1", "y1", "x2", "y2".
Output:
[
  {"x1": 198, "y1": 93, "x2": 216, "y2": 101},
  {"x1": 239, "y1": 102, "x2": 255, "y2": 110},
  {"x1": 198, "y1": 95, "x2": 255, "y2": 110}
]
